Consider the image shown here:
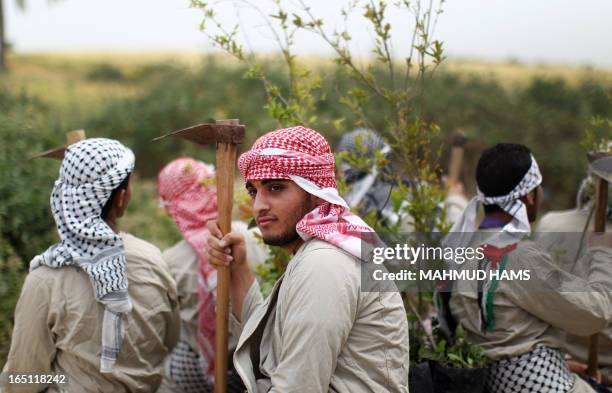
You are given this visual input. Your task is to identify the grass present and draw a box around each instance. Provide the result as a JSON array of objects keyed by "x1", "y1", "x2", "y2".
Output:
[
  {"x1": 6, "y1": 51, "x2": 612, "y2": 99},
  {"x1": 4, "y1": 51, "x2": 610, "y2": 128},
  {"x1": 439, "y1": 58, "x2": 612, "y2": 87}
]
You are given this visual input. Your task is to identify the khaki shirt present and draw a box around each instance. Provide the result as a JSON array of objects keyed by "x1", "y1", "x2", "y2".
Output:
[
  {"x1": 445, "y1": 194, "x2": 469, "y2": 226},
  {"x1": 162, "y1": 239, "x2": 200, "y2": 353},
  {"x1": 161, "y1": 221, "x2": 269, "y2": 352},
  {"x1": 537, "y1": 208, "x2": 612, "y2": 384},
  {"x1": 450, "y1": 234, "x2": 612, "y2": 393},
  {"x1": 2, "y1": 233, "x2": 180, "y2": 393},
  {"x1": 158, "y1": 222, "x2": 270, "y2": 393},
  {"x1": 233, "y1": 239, "x2": 410, "y2": 393}
]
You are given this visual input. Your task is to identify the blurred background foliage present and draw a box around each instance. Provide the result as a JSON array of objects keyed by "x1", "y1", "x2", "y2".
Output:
[{"x1": 0, "y1": 52, "x2": 611, "y2": 366}]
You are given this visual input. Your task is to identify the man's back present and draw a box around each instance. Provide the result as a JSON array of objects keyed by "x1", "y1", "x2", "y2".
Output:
[
  {"x1": 537, "y1": 208, "x2": 612, "y2": 385},
  {"x1": 3, "y1": 233, "x2": 180, "y2": 393}
]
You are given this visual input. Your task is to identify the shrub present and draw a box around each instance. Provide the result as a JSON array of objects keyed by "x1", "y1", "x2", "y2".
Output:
[
  {"x1": 86, "y1": 63, "x2": 125, "y2": 81},
  {"x1": 0, "y1": 89, "x2": 59, "y2": 264}
]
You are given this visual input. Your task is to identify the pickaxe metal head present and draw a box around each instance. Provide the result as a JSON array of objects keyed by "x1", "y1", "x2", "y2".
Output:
[
  {"x1": 152, "y1": 123, "x2": 245, "y2": 146},
  {"x1": 31, "y1": 129, "x2": 87, "y2": 160},
  {"x1": 588, "y1": 152, "x2": 612, "y2": 183}
]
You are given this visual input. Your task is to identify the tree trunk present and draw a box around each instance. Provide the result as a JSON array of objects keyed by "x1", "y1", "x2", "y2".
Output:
[{"x1": 0, "y1": 0, "x2": 6, "y2": 72}]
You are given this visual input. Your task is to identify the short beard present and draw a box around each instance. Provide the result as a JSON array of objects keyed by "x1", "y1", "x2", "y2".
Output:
[
  {"x1": 263, "y1": 229, "x2": 301, "y2": 247},
  {"x1": 262, "y1": 196, "x2": 316, "y2": 247}
]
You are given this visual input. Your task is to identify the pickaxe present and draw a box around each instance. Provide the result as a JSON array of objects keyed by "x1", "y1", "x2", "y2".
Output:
[
  {"x1": 586, "y1": 152, "x2": 612, "y2": 378},
  {"x1": 31, "y1": 129, "x2": 86, "y2": 159},
  {"x1": 154, "y1": 119, "x2": 245, "y2": 393}
]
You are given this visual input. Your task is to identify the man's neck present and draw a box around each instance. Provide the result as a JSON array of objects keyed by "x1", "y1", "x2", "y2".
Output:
[
  {"x1": 281, "y1": 238, "x2": 305, "y2": 255},
  {"x1": 480, "y1": 212, "x2": 512, "y2": 229},
  {"x1": 104, "y1": 218, "x2": 120, "y2": 234}
]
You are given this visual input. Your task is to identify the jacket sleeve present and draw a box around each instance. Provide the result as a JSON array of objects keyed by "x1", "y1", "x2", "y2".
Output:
[
  {"x1": 164, "y1": 274, "x2": 181, "y2": 354},
  {"x1": 507, "y1": 245, "x2": 612, "y2": 336},
  {"x1": 268, "y1": 249, "x2": 358, "y2": 393},
  {"x1": 2, "y1": 272, "x2": 57, "y2": 393}
]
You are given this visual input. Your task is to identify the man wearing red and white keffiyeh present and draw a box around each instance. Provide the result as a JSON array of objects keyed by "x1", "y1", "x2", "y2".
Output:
[
  {"x1": 237, "y1": 126, "x2": 376, "y2": 257},
  {"x1": 207, "y1": 126, "x2": 410, "y2": 393},
  {"x1": 157, "y1": 157, "x2": 264, "y2": 393}
]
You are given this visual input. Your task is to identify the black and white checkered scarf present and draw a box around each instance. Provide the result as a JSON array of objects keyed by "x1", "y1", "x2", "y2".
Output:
[
  {"x1": 30, "y1": 138, "x2": 135, "y2": 373},
  {"x1": 446, "y1": 154, "x2": 543, "y2": 248}
]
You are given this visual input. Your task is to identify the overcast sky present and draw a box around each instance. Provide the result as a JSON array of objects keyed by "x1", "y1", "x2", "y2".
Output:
[{"x1": 7, "y1": 0, "x2": 612, "y2": 67}]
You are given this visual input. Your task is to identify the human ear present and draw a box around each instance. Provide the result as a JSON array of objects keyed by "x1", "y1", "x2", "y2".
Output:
[
  {"x1": 115, "y1": 189, "x2": 128, "y2": 218},
  {"x1": 521, "y1": 191, "x2": 536, "y2": 207},
  {"x1": 312, "y1": 195, "x2": 324, "y2": 206}
]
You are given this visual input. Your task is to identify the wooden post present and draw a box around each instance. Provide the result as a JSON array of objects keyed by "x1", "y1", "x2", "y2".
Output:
[
  {"x1": 586, "y1": 177, "x2": 608, "y2": 377},
  {"x1": 214, "y1": 119, "x2": 238, "y2": 393}
]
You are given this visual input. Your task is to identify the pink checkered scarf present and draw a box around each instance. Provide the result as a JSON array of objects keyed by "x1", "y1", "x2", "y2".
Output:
[
  {"x1": 238, "y1": 126, "x2": 375, "y2": 258},
  {"x1": 158, "y1": 157, "x2": 217, "y2": 378}
]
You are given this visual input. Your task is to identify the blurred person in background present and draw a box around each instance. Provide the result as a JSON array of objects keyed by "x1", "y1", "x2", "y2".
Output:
[
  {"x1": 537, "y1": 165, "x2": 612, "y2": 388},
  {"x1": 156, "y1": 157, "x2": 269, "y2": 393},
  {"x1": 336, "y1": 129, "x2": 468, "y2": 231},
  {"x1": 2, "y1": 138, "x2": 180, "y2": 393}
]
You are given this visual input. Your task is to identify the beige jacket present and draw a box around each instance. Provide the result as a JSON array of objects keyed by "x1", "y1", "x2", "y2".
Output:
[
  {"x1": 162, "y1": 221, "x2": 270, "y2": 352},
  {"x1": 537, "y1": 208, "x2": 612, "y2": 385},
  {"x1": 232, "y1": 239, "x2": 410, "y2": 393},
  {"x1": 2, "y1": 233, "x2": 180, "y2": 393},
  {"x1": 162, "y1": 239, "x2": 200, "y2": 353},
  {"x1": 450, "y1": 235, "x2": 612, "y2": 393},
  {"x1": 158, "y1": 221, "x2": 270, "y2": 392}
]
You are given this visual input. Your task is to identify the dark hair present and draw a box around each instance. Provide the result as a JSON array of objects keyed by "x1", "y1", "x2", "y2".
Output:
[
  {"x1": 101, "y1": 173, "x2": 131, "y2": 219},
  {"x1": 476, "y1": 144, "x2": 532, "y2": 213}
]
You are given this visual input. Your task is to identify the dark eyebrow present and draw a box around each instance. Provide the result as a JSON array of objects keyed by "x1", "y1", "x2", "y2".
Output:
[
  {"x1": 245, "y1": 181, "x2": 254, "y2": 189},
  {"x1": 261, "y1": 179, "x2": 289, "y2": 185}
]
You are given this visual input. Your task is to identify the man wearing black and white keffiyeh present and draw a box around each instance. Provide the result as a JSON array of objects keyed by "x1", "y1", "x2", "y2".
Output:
[
  {"x1": 3, "y1": 138, "x2": 180, "y2": 392},
  {"x1": 447, "y1": 143, "x2": 612, "y2": 393}
]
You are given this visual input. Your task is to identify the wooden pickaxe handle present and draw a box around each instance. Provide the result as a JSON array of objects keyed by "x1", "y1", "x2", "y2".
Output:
[
  {"x1": 587, "y1": 177, "x2": 608, "y2": 377},
  {"x1": 447, "y1": 131, "x2": 467, "y2": 189},
  {"x1": 214, "y1": 119, "x2": 238, "y2": 393},
  {"x1": 152, "y1": 120, "x2": 245, "y2": 392}
]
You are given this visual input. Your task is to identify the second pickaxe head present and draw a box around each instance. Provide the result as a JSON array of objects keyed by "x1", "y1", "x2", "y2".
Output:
[
  {"x1": 588, "y1": 152, "x2": 612, "y2": 183},
  {"x1": 31, "y1": 129, "x2": 87, "y2": 160},
  {"x1": 152, "y1": 123, "x2": 245, "y2": 146}
]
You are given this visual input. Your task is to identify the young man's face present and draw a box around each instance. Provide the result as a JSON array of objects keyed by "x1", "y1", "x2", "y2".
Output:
[{"x1": 246, "y1": 179, "x2": 317, "y2": 247}]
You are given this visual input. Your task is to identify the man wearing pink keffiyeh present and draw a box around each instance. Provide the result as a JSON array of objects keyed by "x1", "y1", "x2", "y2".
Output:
[
  {"x1": 156, "y1": 157, "x2": 268, "y2": 393},
  {"x1": 207, "y1": 126, "x2": 410, "y2": 393}
]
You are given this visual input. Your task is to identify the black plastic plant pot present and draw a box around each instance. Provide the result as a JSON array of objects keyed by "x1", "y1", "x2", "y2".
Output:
[
  {"x1": 431, "y1": 362, "x2": 488, "y2": 393},
  {"x1": 409, "y1": 362, "x2": 434, "y2": 393}
]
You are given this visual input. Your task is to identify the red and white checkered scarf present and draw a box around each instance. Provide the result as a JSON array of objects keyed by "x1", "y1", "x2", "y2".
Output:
[
  {"x1": 158, "y1": 157, "x2": 217, "y2": 379},
  {"x1": 238, "y1": 126, "x2": 375, "y2": 258}
]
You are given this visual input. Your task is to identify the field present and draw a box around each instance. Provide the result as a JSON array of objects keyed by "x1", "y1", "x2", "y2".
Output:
[
  {"x1": 1, "y1": 50, "x2": 611, "y2": 367},
  {"x1": 7, "y1": 52, "x2": 612, "y2": 117}
]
